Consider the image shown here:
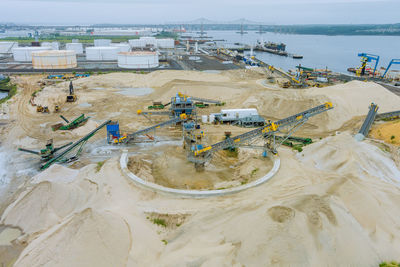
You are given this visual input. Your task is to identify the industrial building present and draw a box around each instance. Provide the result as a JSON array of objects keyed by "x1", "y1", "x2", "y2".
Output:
[
  {"x1": 31, "y1": 50, "x2": 77, "y2": 69},
  {"x1": 86, "y1": 46, "x2": 119, "y2": 61},
  {"x1": 117, "y1": 51, "x2": 159, "y2": 69}
]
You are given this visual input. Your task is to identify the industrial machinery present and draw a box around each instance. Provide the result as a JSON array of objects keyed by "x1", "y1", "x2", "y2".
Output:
[
  {"x1": 36, "y1": 105, "x2": 49, "y2": 113},
  {"x1": 107, "y1": 114, "x2": 188, "y2": 144},
  {"x1": 357, "y1": 53, "x2": 380, "y2": 76},
  {"x1": 18, "y1": 139, "x2": 73, "y2": 161},
  {"x1": 51, "y1": 114, "x2": 90, "y2": 131},
  {"x1": 47, "y1": 75, "x2": 64, "y2": 79},
  {"x1": 375, "y1": 109, "x2": 400, "y2": 121},
  {"x1": 148, "y1": 101, "x2": 170, "y2": 110},
  {"x1": 66, "y1": 81, "x2": 77, "y2": 102},
  {"x1": 355, "y1": 103, "x2": 379, "y2": 141},
  {"x1": 54, "y1": 105, "x2": 60, "y2": 112},
  {"x1": 189, "y1": 102, "x2": 333, "y2": 170},
  {"x1": 381, "y1": 59, "x2": 400, "y2": 79},
  {"x1": 40, "y1": 120, "x2": 111, "y2": 170}
]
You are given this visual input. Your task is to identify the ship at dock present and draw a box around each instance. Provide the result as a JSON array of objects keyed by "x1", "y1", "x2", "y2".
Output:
[{"x1": 255, "y1": 40, "x2": 288, "y2": 56}]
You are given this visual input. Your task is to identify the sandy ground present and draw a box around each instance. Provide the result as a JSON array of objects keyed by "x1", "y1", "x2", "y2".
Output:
[
  {"x1": 0, "y1": 70, "x2": 400, "y2": 266},
  {"x1": 371, "y1": 120, "x2": 400, "y2": 146}
]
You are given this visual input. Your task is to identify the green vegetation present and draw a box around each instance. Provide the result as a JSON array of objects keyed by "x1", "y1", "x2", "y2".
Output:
[
  {"x1": 161, "y1": 239, "x2": 168, "y2": 245},
  {"x1": 250, "y1": 168, "x2": 259, "y2": 178},
  {"x1": 96, "y1": 161, "x2": 105, "y2": 172},
  {"x1": 151, "y1": 218, "x2": 167, "y2": 227},
  {"x1": 391, "y1": 135, "x2": 395, "y2": 140},
  {"x1": 154, "y1": 31, "x2": 178, "y2": 40},
  {"x1": 379, "y1": 261, "x2": 400, "y2": 267},
  {"x1": 0, "y1": 77, "x2": 17, "y2": 104}
]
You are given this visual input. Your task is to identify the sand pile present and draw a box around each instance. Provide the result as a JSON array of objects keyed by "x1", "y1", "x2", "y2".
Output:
[
  {"x1": 2, "y1": 131, "x2": 400, "y2": 266},
  {"x1": 370, "y1": 120, "x2": 400, "y2": 146}
]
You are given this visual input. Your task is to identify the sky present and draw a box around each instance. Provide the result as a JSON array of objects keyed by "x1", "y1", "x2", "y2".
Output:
[{"x1": 1, "y1": 0, "x2": 399, "y2": 25}]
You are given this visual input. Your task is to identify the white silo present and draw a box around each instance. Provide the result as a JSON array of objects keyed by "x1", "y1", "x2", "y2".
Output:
[
  {"x1": 140, "y1": 37, "x2": 157, "y2": 46},
  {"x1": 0, "y1": 42, "x2": 18, "y2": 53},
  {"x1": 111, "y1": 43, "x2": 131, "y2": 52},
  {"x1": 117, "y1": 51, "x2": 159, "y2": 69},
  {"x1": 66, "y1": 43, "x2": 83, "y2": 54},
  {"x1": 41, "y1": 42, "x2": 59, "y2": 50},
  {"x1": 12, "y1": 47, "x2": 52, "y2": 62},
  {"x1": 86, "y1": 47, "x2": 119, "y2": 61},
  {"x1": 129, "y1": 39, "x2": 145, "y2": 48},
  {"x1": 156, "y1": 39, "x2": 174, "y2": 48},
  {"x1": 94, "y1": 39, "x2": 111, "y2": 47},
  {"x1": 32, "y1": 50, "x2": 77, "y2": 69}
]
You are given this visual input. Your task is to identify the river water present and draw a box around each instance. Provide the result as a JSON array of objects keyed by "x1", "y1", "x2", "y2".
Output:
[{"x1": 205, "y1": 30, "x2": 400, "y2": 73}]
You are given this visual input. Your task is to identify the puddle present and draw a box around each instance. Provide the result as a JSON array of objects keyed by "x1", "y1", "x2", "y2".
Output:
[
  {"x1": 0, "y1": 91, "x2": 8, "y2": 100},
  {"x1": 92, "y1": 87, "x2": 105, "y2": 90},
  {"x1": 116, "y1": 87, "x2": 154, "y2": 97},
  {"x1": 188, "y1": 56, "x2": 200, "y2": 61},
  {"x1": 78, "y1": 102, "x2": 92, "y2": 108}
]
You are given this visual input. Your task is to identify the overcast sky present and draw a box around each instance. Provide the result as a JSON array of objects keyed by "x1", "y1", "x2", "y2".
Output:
[{"x1": 1, "y1": 0, "x2": 399, "y2": 25}]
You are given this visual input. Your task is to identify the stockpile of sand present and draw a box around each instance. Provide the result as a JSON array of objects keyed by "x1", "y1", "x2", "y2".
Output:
[{"x1": 2, "y1": 132, "x2": 400, "y2": 266}]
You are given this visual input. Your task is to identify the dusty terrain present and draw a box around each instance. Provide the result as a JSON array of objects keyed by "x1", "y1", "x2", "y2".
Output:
[{"x1": 0, "y1": 70, "x2": 400, "y2": 266}]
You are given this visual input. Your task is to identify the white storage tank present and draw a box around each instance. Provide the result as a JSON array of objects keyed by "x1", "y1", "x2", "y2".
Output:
[
  {"x1": 111, "y1": 43, "x2": 131, "y2": 52},
  {"x1": 118, "y1": 51, "x2": 159, "y2": 69},
  {"x1": 201, "y1": 115, "x2": 208, "y2": 123},
  {"x1": 140, "y1": 37, "x2": 157, "y2": 46},
  {"x1": 0, "y1": 42, "x2": 18, "y2": 53},
  {"x1": 12, "y1": 47, "x2": 51, "y2": 62},
  {"x1": 66, "y1": 43, "x2": 83, "y2": 54},
  {"x1": 94, "y1": 39, "x2": 111, "y2": 47},
  {"x1": 156, "y1": 39, "x2": 174, "y2": 48},
  {"x1": 32, "y1": 50, "x2": 77, "y2": 69},
  {"x1": 86, "y1": 47, "x2": 119, "y2": 61},
  {"x1": 41, "y1": 42, "x2": 59, "y2": 50},
  {"x1": 129, "y1": 39, "x2": 145, "y2": 48}
]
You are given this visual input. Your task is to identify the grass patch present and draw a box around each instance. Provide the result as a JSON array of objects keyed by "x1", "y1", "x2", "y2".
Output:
[
  {"x1": 225, "y1": 148, "x2": 238, "y2": 158},
  {"x1": 391, "y1": 135, "x2": 395, "y2": 140},
  {"x1": 250, "y1": 168, "x2": 259, "y2": 178},
  {"x1": 151, "y1": 218, "x2": 167, "y2": 227},
  {"x1": 379, "y1": 261, "x2": 400, "y2": 267},
  {"x1": 161, "y1": 239, "x2": 168, "y2": 245},
  {"x1": 96, "y1": 161, "x2": 105, "y2": 172}
]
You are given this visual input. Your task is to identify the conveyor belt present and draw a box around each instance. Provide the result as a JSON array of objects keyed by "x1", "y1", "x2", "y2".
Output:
[
  {"x1": 358, "y1": 103, "x2": 379, "y2": 137},
  {"x1": 40, "y1": 120, "x2": 111, "y2": 170},
  {"x1": 126, "y1": 117, "x2": 183, "y2": 141},
  {"x1": 193, "y1": 102, "x2": 333, "y2": 156},
  {"x1": 375, "y1": 110, "x2": 400, "y2": 121}
]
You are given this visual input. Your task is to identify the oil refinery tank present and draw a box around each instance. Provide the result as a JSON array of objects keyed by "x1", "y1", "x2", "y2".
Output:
[
  {"x1": 12, "y1": 47, "x2": 51, "y2": 62},
  {"x1": 0, "y1": 42, "x2": 18, "y2": 53},
  {"x1": 129, "y1": 37, "x2": 157, "y2": 48},
  {"x1": 94, "y1": 39, "x2": 111, "y2": 47},
  {"x1": 31, "y1": 50, "x2": 77, "y2": 69},
  {"x1": 41, "y1": 42, "x2": 59, "y2": 50},
  {"x1": 66, "y1": 43, "x2": 83, "y2": 54},
  {"x1": 117, "y1": 51, "x2": 159, "y2": 69},
  {"x1": 156, "y1": 39, "x2": 174, "y2": 48},
  {"x1": 86, "y1": 46, "x2": 119, "y2": 61},
  {"x1": 111, "y1": 43, "x2": 131, "y2": 52}
]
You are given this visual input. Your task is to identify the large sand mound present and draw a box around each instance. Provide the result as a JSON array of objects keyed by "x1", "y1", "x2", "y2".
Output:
[{"x1": 2, "y1": 133, "x2": 400, "y2": 266}]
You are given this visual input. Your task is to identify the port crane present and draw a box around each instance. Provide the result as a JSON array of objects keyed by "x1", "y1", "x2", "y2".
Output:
[
  {"x1": 357, "y1": 53, "x2": 380, "y2": 76},
  {"x1": 381, "y1": 59, "x2": 400, "y2": 78},
  {"x1": 189, "y1": 102, "x2": 333, "y2": 169}
]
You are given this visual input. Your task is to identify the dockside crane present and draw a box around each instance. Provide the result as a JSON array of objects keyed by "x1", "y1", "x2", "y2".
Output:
[
  {"x1": 358, "y1": 53, "x2": 380, "y2": 76},
  {"x1": 381, "y1": 59, "x2": 400, "y2": 78},
  {"x1": 190, "y1": 102, "x2": 333, "y2": 170}
]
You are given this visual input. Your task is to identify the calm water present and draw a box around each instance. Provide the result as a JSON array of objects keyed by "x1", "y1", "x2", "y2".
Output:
[{"x1": 206, "y1": 31, "x2": 400, "y2": 73}]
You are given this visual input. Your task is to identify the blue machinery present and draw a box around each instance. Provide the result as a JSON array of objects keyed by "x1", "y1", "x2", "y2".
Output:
[
  {"x1": 381, "y1": 59, "x2": 400, "y2": 78},
  {"x1": 358, "y1": 53, "x2": 380, "y2": 76}
]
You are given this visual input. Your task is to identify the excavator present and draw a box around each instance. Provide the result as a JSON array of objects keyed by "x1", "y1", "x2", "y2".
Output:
[{"x1": 66, "y1": 81, "x2": 77, "y2": 102}]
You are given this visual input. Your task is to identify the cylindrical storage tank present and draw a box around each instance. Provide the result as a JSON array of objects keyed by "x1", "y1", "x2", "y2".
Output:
[
  {"x1": 94, "y1": 39, "x2": 111, "y2": 47},
  {"x1": 66, "y1": 43, "x2": 83, "y2": 54},
  {"x1": 209, "y1": 114, "x2": 215, "y2": 123},
  {"x1": 86, "y1": 47, "x2": 119, "y2": 61},
  {"x1": 140, "y1": 37, "x2": 157, "y2": 47},
  {"x1": 32, "y1": 50, "x2": 77, "y2": 69},
  {"x1": 41, "y1": 42, "x2": 59, "y2": 50},
  {"x1": 117, "y1": 51, "x2": 159, "y2": 69},
  {"x1": 156, "y1": 39, "x2": 174, "y2": 48},
  {"x1": 129, "y1": 39, "x2": 145, "y2": 48},
  {"x1": 201, "y1": 115, "x2": 208, "y2": 123},
  {"x1": 12, "y1": 47, "x2": 51, "y2": 62},
  {"x1": 111, "y1": 43, "x2": 130, "y2": 52},
  {"x1": 0, "y1": 42, "x2": 19, "y2": 53}
]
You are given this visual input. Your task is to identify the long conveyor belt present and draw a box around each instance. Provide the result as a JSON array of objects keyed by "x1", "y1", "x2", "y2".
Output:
[
  {"x1": 375, "y1": 109, "x2": 400, "y2": 121},
  {"x1": 189, "y1": 96, "x2": 222, "y2": 104},
  {"x1": 126, "y1": 117, "x2": 183, "y2": 142},
  {"x1": 358, "y1": 103, "x2": 379, "y2": 138},
  {"x1": 194, "y1": 102, "x2": 333, "y2": 156},
  {"x1": 40, "y1": 120, "x2": 111, "y2": 170}
]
